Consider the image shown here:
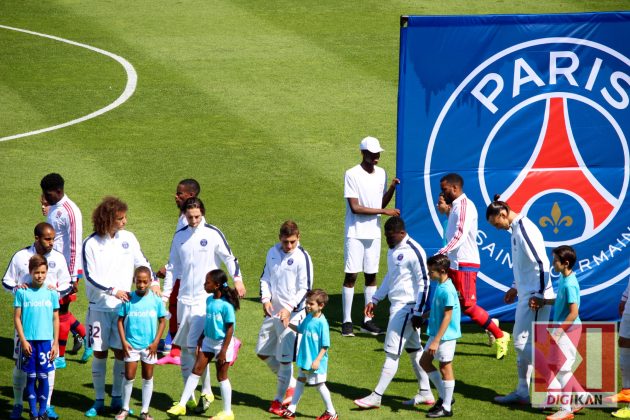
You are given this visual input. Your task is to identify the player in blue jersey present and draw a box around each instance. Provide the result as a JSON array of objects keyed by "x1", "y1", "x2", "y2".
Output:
[
  {"x1": 167, "y1": 269, "x2": 240, "y2": 420},
  {"x1": 115, "y1": 267, "x2": 167, "y2": 420},
  {"x1": 420, "y1": 254, "x2": 461, "y2": 418},
  {"x1": 280, "y1": 289, "x2": 337, "y2": 420},
  {"x1": 14, "y1": 254, "x2": 60, "y2": 420}
]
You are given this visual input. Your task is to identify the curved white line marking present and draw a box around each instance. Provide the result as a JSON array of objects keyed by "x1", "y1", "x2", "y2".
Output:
[{"x1": 0, "y1": 24, "x2": 137, "y2": 142}]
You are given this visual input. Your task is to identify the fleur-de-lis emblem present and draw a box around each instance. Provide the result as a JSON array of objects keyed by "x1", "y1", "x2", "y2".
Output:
[{"x1": 539, "y1": 202, "x2": 573, "y2": 234}]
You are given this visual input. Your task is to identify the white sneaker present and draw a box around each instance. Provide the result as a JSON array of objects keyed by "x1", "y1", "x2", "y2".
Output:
[
  {"x1": 486, "y1": 318, "x2": 499, "y2": 346},
  {"x1": 353, "y1": 392, "x2": 381, "y2": 409},
  {"x1": 546, "y1": 409, "x2": 575, "y2": 419},
  {"x1": 402, "y1": 392, "x2": 436, "y2": 406},
  {"x1": 494, "y1": 391, "x2": 530, "y2": 405}
]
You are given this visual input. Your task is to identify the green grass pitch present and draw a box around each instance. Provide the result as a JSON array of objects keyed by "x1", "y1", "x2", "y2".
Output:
[{"x1": 0, "y1": 1, "x2": 626, "y2": 418}]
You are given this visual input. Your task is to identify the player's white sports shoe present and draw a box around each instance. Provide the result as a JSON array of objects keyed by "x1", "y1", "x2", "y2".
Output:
[
  {"x1": 353, "y1": 392, "x2": 381, "y2": 409},
  {"x1": 402, "y1": 392, "x2": 435, "y2": 406}
]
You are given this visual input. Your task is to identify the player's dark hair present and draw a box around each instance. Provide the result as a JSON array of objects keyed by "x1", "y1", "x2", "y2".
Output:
[
  {"x1": 28, "y1": 254, "x2": 48, "y2": 273},
  {"x1": 207, "y1": 269, "x2": 240, "y2": 311},
  {"x1": 427, "y1": 254, "x2": 450, "y2": 273},
  {"x1": 384, "y1": 216, "x2": 405, "y2": 233},
  {"x1": 306, "y1": 288, "x2": 329, "y2": 306},
  {"x1": 552, "y1": 245, "x2": 577, "y2": 270},
  {"x1": 40, "y1": 173, "x2": 64, "y2": 192},
  {"x1": 440, "y1": 173, "x2": 463, "y2": 188},
  {"x1": 182, "y1": 197, "x2": 205, "y2": 216},
  {"x1": 92, "y1": 196, "x2": 128, "y2": 236},
  {"x1": 279, "y1": 220, "x2": 300, "y2": 238},
  {"x1": 486, "y1": 194, "x2": 511, "y2": 220},
  {"x1": 134, "y1": 266, "x2": 153, "y2": 280},
  {"x1": 179, "y1": 179, "x2": 201, "y2": 196},
  {"x1": 34, "y1": 222, "x2": 54, "y2": 237}
]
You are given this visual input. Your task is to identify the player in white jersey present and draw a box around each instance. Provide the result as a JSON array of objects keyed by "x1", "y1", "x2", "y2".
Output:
[
  {"x1": 437, "y1": 173, "x2": 509, "y2": 359},
  {"x1": 486, "y1": 195, "x2": 555, "y2": 405},
  {"x1": 164, "y1": 197, "x2": 244, "y2": 411},
  {"x1": 40, "y1": 172, "x2": 88, "y2": 369},
  {"x1": 257, "y1": 220, "x2": 313, "y2": 416},
  {"x1": 3, "y1": 222, "x2": 71, "y2": 420},
  {"x1": 342, "y1": 136, "x2": 399, "y2": 337},
  {"x1": 354, "y1": 216, "x2": 434, "y2": 409},
  {"x1": 83, "y1": 196, "x2": 157, "y2": 417}
]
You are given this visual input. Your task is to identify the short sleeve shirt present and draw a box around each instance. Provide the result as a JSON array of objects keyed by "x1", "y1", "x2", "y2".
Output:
[
  {"x1": 553, "y1": 273, "x2": 581, "y2": 324},
  {"x1": 428, "y1": 279, "x2": 462, "y2": 341},
  {"x1": 204, "y1": 296, "x2": 236, "y2": 340},
  {"x1": 14, "y1": 287, "x2": 60, "y2": 341},
  {"x1": 119, "y1": 291, "x2": 166, "y2": 349},
  {"x1": 344, "y1": 164, "x2": 387, "y2": 239},
  {"x1": 296, "y1": 313, "x2": 330, "y2": 374}
]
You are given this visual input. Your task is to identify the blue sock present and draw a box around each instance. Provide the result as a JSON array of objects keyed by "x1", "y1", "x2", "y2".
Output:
[
  {"x1": 37, "y1": 372, "x2": 49, "y2": 416},
  {"x1": 26, "y1": 373, "x2": 37, "y2": 416}
]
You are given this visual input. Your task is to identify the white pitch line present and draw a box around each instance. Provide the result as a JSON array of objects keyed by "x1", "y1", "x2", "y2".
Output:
[{"x1": 0, "y1": 24, "x2": 137, "y2": 142}]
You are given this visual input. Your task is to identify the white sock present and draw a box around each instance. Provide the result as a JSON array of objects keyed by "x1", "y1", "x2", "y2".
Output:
[
  {"x1": 92, "y1": 357, "x2": 107, "y2": 400},
  {"x1": 428, "y1": 370, "x2": 444, "y2": 399},
  {"x1": 201, "y1": 364, "x2": 212, "y2": 395},
  {"x1": 264, "y1": 357, "x2": 280, "y2": 374},
  {"x1": 409, "y1": 351, "x2": 432, "y2": 395},
  {"x1": 342, "y1": 286, "x2": 354, "y2": 323},
  {"x1": 375, "y1": 353, "x2": 399, "y2": 395},
  {"x1": 179, "y1": 373, "x2": 201, "y2": 406},
  {"x1": 47, "y1": 369, "x2": 55, "y2": 406},
  {"x1": 13, "y1": 366, "x2": 26, "y2": 405},
  {"x1": 364, "y1": 286, "x2": 377, "y2": 322},
  {"x1": 442, "y1": 380, "x2": 455, "y2": 411},
  {"x1": 219, "y1": 379, "x2": 232, "y2": 413},
  {"x1": 516, "y1": 351, "x2": 532, "y2": 397},
  {"x1": 112, "y1": 358, "x2": 125, "y2": 398},
  {"x1": 141, "y1": 378, "x2": 153, "y2": 413},
  {"x1": 275, "y1": 363, "x2": 293, "y2": 401},
  {"x1": 289, "y1": 376, "x2": 297, "y2": 389},
  {"x1": 621, "y1": 347, "x2": 630, "y2": 389},
  {"x1": 316, "y1": 383, "x2": 336, "y2": 415},
  {"x1": 122, "y1": 378, "x2": 134, "y2": 411},
  {"x1": 287, "y1": 380, "x2": 306, "y2": 412}
]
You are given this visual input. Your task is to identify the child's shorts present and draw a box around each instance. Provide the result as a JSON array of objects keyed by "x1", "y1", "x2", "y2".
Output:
[
  {"x1": 201, "y1": 337, "x2": 236, "y2": 363},
  {"x1": 125, "y1": 348, "x2": 157, "y2": 364},
  {"x1": 298, "y1": 368, "x2": 327, "y2": 385},
  {"x1": 17, "y1": 340, "x2": 55, "y2": 374},
  {"x1": 425, "y1": 337, "x2": 456, "y2": 363}
]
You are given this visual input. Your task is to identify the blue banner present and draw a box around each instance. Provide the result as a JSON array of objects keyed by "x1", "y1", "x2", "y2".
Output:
[{"x1": 397, "y1": 12, "x2": 630, "y2": 321}]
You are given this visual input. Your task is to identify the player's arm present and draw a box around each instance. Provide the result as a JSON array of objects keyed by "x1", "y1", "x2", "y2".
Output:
[
  {"x1": 438, "y1": 204, "x2": 467, "y2": 255},
  {"x1": 14, "y1": 304, "x2": 31, "y2": 357},
  {"x1": 519, "y1": 228, "x2": 549, "y2": 298},
  {"x1": 217, "y1": 322, "x2": 234, "y2": 366},
  {"x1": 366, "y1": 274, "x2": 389, "y2": 318},
  {"x1": 215, "y1": 231, "x2": 245, "y2": 297},
  {"x1": 382, "y1": 177, "x2": 400, "y2": 208},
  {"x1": 260, "y1": 256, "x2": 273, "y2": 317},
  {"x1": 412, "y1": 257, "x2": 430, "y2": 328},
  {"x1": 56, "y1": 259, "x2": 73, "y2": 298},
  {"x1": 311, "y1": 346, "x2": 328, "y2": 371},
  {"x1": 428, "y1": 307, "x2": 453, "y2": 355},
  {"x1": 51, "y1": 309, "x2": 59, "y2": 360},
  {"x1": 149, "y1": 316, "x2": 166, "y2": 358},
  {"x1": 347, "y1": 197, "x2": 400, "y2": 217},
  {"x1": 286, "y1": 251, "x2": 313, "y2": 317},
  {"x1": 2, "y1": 255, "x2": 20, "y2": 293}
]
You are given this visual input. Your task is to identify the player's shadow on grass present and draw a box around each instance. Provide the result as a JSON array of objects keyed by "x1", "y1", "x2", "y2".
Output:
[
  {"x1": 0, "y1": 336, "x2": 15, "y2": 361},
  {"x1": 326, "y1": 380, "x2": 426, "y2": 414}
]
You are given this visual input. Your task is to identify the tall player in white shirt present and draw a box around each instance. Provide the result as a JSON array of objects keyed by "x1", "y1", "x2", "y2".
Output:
[
  {"x1": 40, "y1": 172, "x2": 87, "y2": 369},
  {"x1": 164, "y1": 197, "x2": 244, "y2": 411},
  {"x1": 486, "y1": 195, "x2": 555, "y2": 405},
  {"x1": 437, "y1": 173, "x2": 509, "y2": 359},
  {"x1": 83, "y1": 197, "x2": 157, "y2": 417},
  {"x1": 353, "y1": 217, "x2": 433, "y2": 409},
  {"x1": 4, "y1": 223, "x2": 71, "y2": 420},
  {"x1": 342, "y1": 136, "x2": 399, "y2": 337},
  {"x1": 256, "y1": 220, "x2": 313, "y2": 416}
]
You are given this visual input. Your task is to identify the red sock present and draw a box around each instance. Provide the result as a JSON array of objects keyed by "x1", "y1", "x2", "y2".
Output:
[
  {"x1": 66, "y1": 312, "x2": 86, "y2": 337},
  {"x1": 58, "y1": 313, "x2": 72, "y2": 356},
  {"x1": 464, "y1": 305, "x2": 503, "y2": 338},
  {"x1": 170, "y1": 344, "x2": 181, "y2": 358}
]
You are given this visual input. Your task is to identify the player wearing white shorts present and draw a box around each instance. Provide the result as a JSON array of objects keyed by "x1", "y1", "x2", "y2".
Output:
[
  {"x1": 486, "y1": 195, "x2": 555, "y2": 405},
  {"x1": 257, "y1": 220, "x2": 313, "y2": 415},
  {"x1": 353, "y1": 216, "x2": 433, "y2": 409},
  {"x1": 342, "y1": 136, "x2": 399, "y2": 337},
  {"x1": 164, "y1": 197, "x2": 244, "y2": 411},
  {"x1": 83, "y1": 197, "x2": 156, "y2": 417},
  {"x1": 4, "y1": 223, "x2": 71, "y2": 420}
]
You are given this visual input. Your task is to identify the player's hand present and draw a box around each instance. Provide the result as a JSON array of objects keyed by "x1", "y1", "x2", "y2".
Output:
[
  {"x1": 364, "y1": 302, "x2": 376, "y2": 318},
  {"x1": 50, "y1": 343, "x2": 59, "y2": 361},
  {"x1": 529, "y1": 297, "x2": 543, "y2": 310},
  {"x1": 234, "y1": 280, "x2": 246, "y2": 298},
  {"x1": 217, "y1": 350, "x2": 227, "y2": 366},
  {"x1": 428, "y1": 340, "x2": 439, "y2": 356},
  {"x1": 124, "y1": 342, "x2": 133, "y2": 358},
  {"x1": 263, "y1": 302, "x2": 273, "y2": 317},
  {"x1": 311, "y1": 360, "x2": 320, "y2": 371},
  {"x1": 16, "y1": 283, "x2": 29, "y2": 290},
  {"x1": 504, "y1": 287, "x2": 518, "y2": 304},
  {"x1": 156, "y1": 266, "x2": 167, "y2": 279},
  {"x1": 115, "y1": 290, "x2": 130, "y2": 302},
  {"x1": 411, "y1": 315, "x2": 423, "y2": 330},
  {"x1": 384, "y1": 208, "x2": 401, "y2": 217},
  {"x1": 389, "y1": 178, "x2": 401, "y2": 189},
  {"x1": 147, "y1": 341, "x2": 158, "y2": 357},
  {"x1": 151, "y1": 284, "x2": 162, "y2": 297},
  {"x1": 21, "y1": 340, "x2": 32, "y2": 357},
  {"x1": 47, "y1": 284, "x2": 57, "y2": 291},
  {"x1": 620, "y1": 301, "x2": 627, "y2": 317},
  {"x1": 279, "y1": 308, "x2": 291, "y2": 328},
  {"x1": 422, "y1": 310, "x2": 430, "y2": 319}
]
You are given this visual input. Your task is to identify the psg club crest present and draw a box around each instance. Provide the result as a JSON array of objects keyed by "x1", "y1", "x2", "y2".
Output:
[
  {"x1": 287, "y1": 258, "x2": 294, "y2": 266},
  {"x1": 122, "y1": 241, "x2": 129, "y2": 249},
  {"x1": 48, "y1": 261, "x2": 56, "y2": 269},
  {"x1": 397, "y1": 13, "x2": 630, "y2": 320},
  {"x1": 397, "y1": 254, "x2": 404, "y2": 261},
  {"x1": 200, "y1": 239, "x2": 208, "y2": 247}
]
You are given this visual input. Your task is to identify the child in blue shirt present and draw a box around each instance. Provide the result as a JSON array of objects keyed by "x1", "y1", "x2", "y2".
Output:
[
  {"x1": 14, "y1": 254, "x2": 60, "y2": 420},
  {"x1": 420, "y1": 254, "x2": 461, "y2": 418},
  {"x1": 116, "y1": 266, "x2": 167, "y2": 420},
  {"x1": 281, "y1": 289, "x2": 337, "y2": 420},
  {"x1": 167, "y1": 269, "x2": 240, "y2": 420}
]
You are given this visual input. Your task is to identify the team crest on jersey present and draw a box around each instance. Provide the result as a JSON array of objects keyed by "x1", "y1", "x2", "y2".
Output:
[
  {"x1": 122, "y1": 241, "x2": 129, "y2": 249},
  {"x1": 397, "y1": 254, "x2": 404, "y2": 261},
  {"x1": 48, "y1": 261, "x2": 56, "y2": 269},
  {"x1": 287, "y1": 258, "x2": 294, "y2": 266},
  {"x1": 200, "y1": 239, "x2": 208, "y2": 247},
  {"x1": 56, "y1": 211, "x2": 62, "y2": 219}
]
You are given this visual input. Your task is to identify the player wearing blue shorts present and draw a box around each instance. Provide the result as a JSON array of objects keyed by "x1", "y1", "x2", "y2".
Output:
[
  {"x1": 116, "y1": 267, "x2": 167, "y2": 420},
  {"x1": 14, "y1": 254, "x2": 60, "y2": 420}
]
